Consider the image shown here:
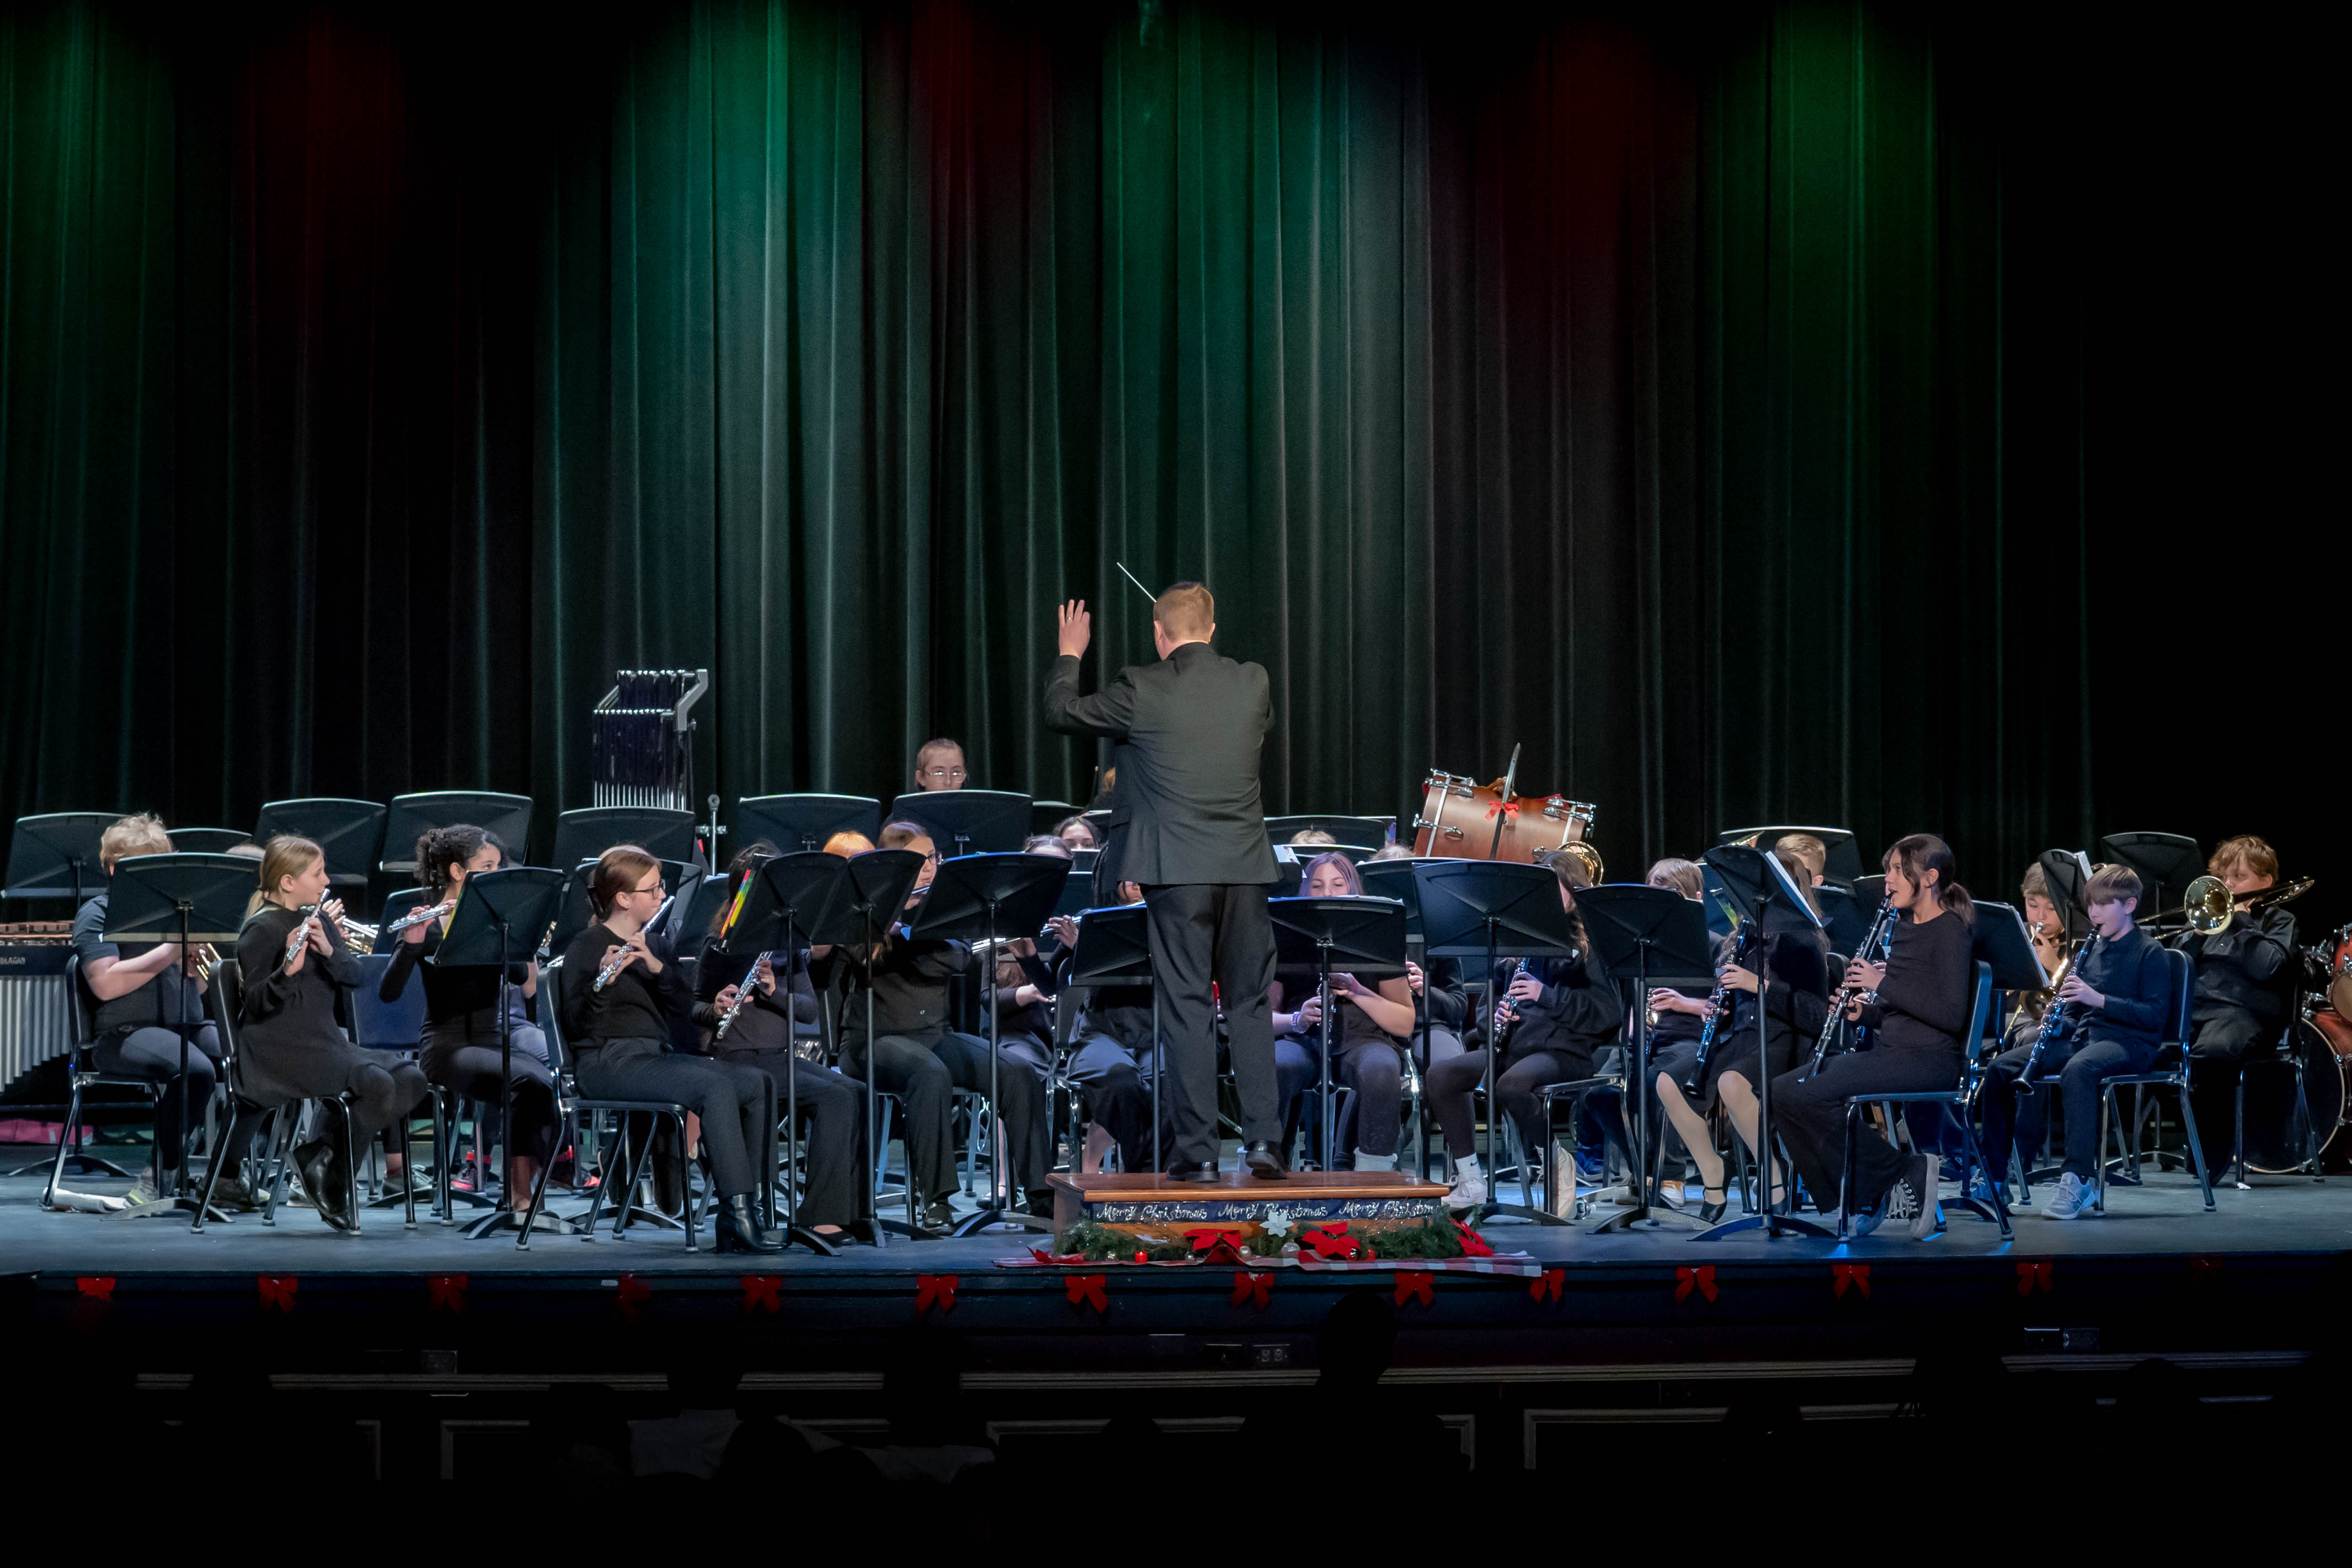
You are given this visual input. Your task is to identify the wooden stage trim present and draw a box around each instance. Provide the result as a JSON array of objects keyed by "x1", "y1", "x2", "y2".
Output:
[{"x1": 1048, "y1": 1169, "x2": 1452, "y2": 1245}]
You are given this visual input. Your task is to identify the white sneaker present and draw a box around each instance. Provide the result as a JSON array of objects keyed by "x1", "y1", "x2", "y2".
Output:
[
  {"x1": 2041, "y1": 1172, "x2": 2094, "y2": 1220},
  {"x1": 1446, "y1": 1171, "x2": 1487, "y2": 1213},
  {"x1": 127, "y1": 1169, "x2": 162, "y2": 1206}
]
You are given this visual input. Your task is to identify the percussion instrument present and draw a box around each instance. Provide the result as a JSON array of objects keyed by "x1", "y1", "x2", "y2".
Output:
[
  {"x1": 1411, "y1": 769, "x2": 1598, "y2": 868},
  {"x1": 2238, "y1": 1009, "x2": 2352, "y2": 1174},
  {"x1": 2328, "y1": 924, "x2": 2352, "y2": 1019}
]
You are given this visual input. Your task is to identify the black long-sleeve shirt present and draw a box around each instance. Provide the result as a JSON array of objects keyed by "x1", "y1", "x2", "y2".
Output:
[
  {"x1": 558, "y1": 921, "x2": 692, "y2": 1046},
  {"x1": 378, "y1": 919, "x2": 531, "y2": 1025},
  {"x1": 1855, "y1": 908, "x2": 1974, "y2": 1057},
  {"x1": 1492, "y1": 955, "x2": 1619, "y2": 1068},
  {"x1": 234, "y1": 904, "x2": 364, "y2": 1103},
  {"x1": 1721, "y1": 932, "x2": 1830, "y2": 1060},
  {"x1": 2179, "y1": 906, "x2": 2297, "y2": 1023},
  {"x1": 1418, "y1": 955, "x2": 1468, "y2": 1033},
  {"x1": 809, "y1": 932, "x2": 969, "y2": 1047},
  {"x1": 694, "y1": 938, "x2": 817, "y2": 1050},
  {"x1": 2070, "y1": 921, "x2": 2172, "y2": 1054}
]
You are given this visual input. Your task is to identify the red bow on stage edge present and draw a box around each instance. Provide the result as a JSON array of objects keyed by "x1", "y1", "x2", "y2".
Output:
[
  {"x1": 257, "y1": 1275, "x2": 298, "y2": 1314},
  {"x1": 1298, "y1": 1223, "x2": 1366, "y2": 1261},
  {"x1": 1393, "y1": 1271, "x2": 1436, "y2": 1308},
  {"x1": 1065, "y1": 1274, "x2": 1110, "y2": 1314},
  {"x1": 1232, "y1": 1271, "x2": 1273, "y2": 1309},
  {"x1": 2189, "y1": 1256, "x2": 2223, "y2": 1284},
  {"x1": 1529, "y1": 1268, "x2": 1564, "y2": 1304},
  {"x1": 426, "y1": 1274, "x2": 467, "y2": 1313},
  {"x1": 615, "y1": 1273, "x2": 652, "y2": 1321},
  {"x1": 76, "y1": 1277, "x2": 115, "y2": 1303},
  {"x1": 915, "y1": 1274, "x2": 959, "y2": 1315},
  {"x1": 2015, "y1": 1260, "x2": 2054, "y2": 1296},
  {"x1": 1450, "y1": 1220, "x2": 1495, "y2": 1257},
  {"x1": 1831, "y1": 1262, "x2": 1870, "y2": 1300},
  {"x1": 1674, "y1": 1265, "x2": 1717, "y2": 1304},
  {"x1": 741, "y1": 1276, "x2": 782, "y2": 1315},
  {"x1": 1187, "y1": 1228, "x2": 1247, "y2": 1265}
]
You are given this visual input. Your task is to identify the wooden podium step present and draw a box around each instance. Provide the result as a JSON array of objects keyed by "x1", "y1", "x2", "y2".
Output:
[{"x1": 1047, "y1": 1168, "x2": 1451, "y2": 1247}]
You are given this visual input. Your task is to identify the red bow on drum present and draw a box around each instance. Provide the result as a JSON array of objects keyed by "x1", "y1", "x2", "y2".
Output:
[
  {"x1": 1529, "y1": 1268, "x2": 1564, "y2": 1304},
  {"x1": 1231, "y1": 1272, "x2": 1273, "y2": 1309},
  {"x1": 257, "y1": 1275, "x2": 298, "y2": 1313},
  {"x1": 1065, "y1": 1274, "x2": 1109, "y2": 1314},
  {"x1": 1393, "y1": 1271, "x2": 1436, "y2": 1308},
  {"x1": 741, "y1": 1276, "x2": 782, "y2": 1314},
  {"x1": 427, "y1": 1274, "x2": 467, "y2": 1313},
  {"x1": 1674, "y1": 1265, "x2": 1717, "y2": 1304},
  {"x1": 2015, "y1": 1260, "x2": 2054, "y2": 1295},
  {"x1": 1831, "y1": 1262, "x2": 1870, "y2": 1299},
  {"x1": 1484, "y1": 801, "x2": 1520, "y2": 822},
  {"x1": 915, "y1": 1274, "x2": 958, "y2": 1315}
]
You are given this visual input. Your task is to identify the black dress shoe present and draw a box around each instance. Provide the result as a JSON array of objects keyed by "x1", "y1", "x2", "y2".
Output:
[
  {"x1": 1167, "y1": 1160, "x2": 1221, "y2": 1183},
  {"x1": 714, "y1": 1193, "x2": 784, "y2": 1254},
  {"x1": 915, "y1": 1199, "x2": 956, "y2": 1238},
  {"x1": 1243, "y1": 1142, "x2": 1288, "y2": 1179},
  {"x1": 297, "y1": 1140, "x2": 350, "y2": 1230}
]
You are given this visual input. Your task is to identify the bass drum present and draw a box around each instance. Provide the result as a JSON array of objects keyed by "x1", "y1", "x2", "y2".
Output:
[
  {"x1": 1411, "y1": 770, "x2": 1600, "y2": 868},
  {"x1": 2240, "y1": 1012, "x2": 2352, "y2": 1174},
  {"x1": 2328, "y1": 925, "x2": 2352, "y2": 1019}
]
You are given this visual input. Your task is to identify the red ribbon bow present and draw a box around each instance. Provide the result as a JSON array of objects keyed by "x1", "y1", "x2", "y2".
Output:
[
  {"x1": 1231, "y1": 1271, "x2": 1273, "y2": 1309},
  {"x1": 2015, "y1": 1260, "x2": 2054, "y2": 1295},
  {"x1": 1299, "y1": 1223, "x2": 1367, "y2": 1261},
  {"x1": 2189, "y1": 1256, "x2": 2222, "y2": 1284},
  {"x1": 76, "y1": 1277, "x2": 115, "y2": 1303},
  {"x1": 1484, "y1": 800, "x2": 1521, "y2": 822},
  {"x1": 1393, "y1": 1270, "x2": 1436, "y2": 1308},
  {"x1": 1529, "y1": 1268, "x2": 1564, "y2": 1303},
  {"x1": 741, "y1": 1276, "x2": 782, "y2": 1315},
  {"x1": 257, "y1": 1275, "x2": 298, "y2": 1313},
  {"x1": 1674, "y1": 1265, "x2": 1718, "y2": 1304},
  {"x1": 1451, "y1": 1220, "x2": 1495, "y2": 1257},
  {"x1": 1026, "y1": 1247, "x2": 1082, "y2": 1266},
  {"x1": 1065, "y1": 1273, "x2": 1110, "y2": 1314},
  {"x1": 1831, "y1": 1262, "x2": 1870, "y2": 1299},
  {"x1": 915, "y1": 1274, "x2": 959, "y2": 1315},
  {"x1": 1187, "y1": 1228, "x2": 1247, "y2": 1265},
  {"x1": 426, "y1": 1274, "x2": 468, "y2": 1313},
  {"x1": 615, "y1": 1273, "x2": 652, "y2": 1320}
]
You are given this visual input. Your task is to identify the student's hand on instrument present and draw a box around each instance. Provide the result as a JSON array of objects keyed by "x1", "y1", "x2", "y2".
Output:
[
  {"x1": 305, "y1": 916, "x2": 332, "y2": 957},
  {"x1": 322, "y1": 896, "x2": 345, "y2": 926},
  {"x1": 1405, "y1": 960, "x2": 1426, "y2": 996},
  {"x1": 1295, "y1": 994, "x2": 1325, "y2": 1029},
  {"x1": 1013, "y1": 984, "x2": 1043, "y2": 1007},
  {"x1": 601, "y1": 942, "x2": 638, "y2": 981},
  {"x1": 2057, "y1": 974, "x2": 2104, "y2": 1010},
  {"x1": 1719, "y1": 963, "x2": 1758, "y2": 995},
  {"x1": 1047, "y1": 916, "x2": 1079, "y2": 948},
  {"x1": 402, "y1": 910, "x2": 430, "y2": 945},
  {"x1": 1844, "y1": 993, "x2": 1866, "y2": 1022},
  {"x1": 284, "y1": 931, "x2": 308, "y2": 975},
  {"x1": 754, "y1": 956, "x2": 776, "y2": 995},
  {"x1": 1057, "y1": 599, "x2": 1092, "y2": 658},
  {"x1": 1332, "y1": 971, "x2": 1369, "y2": 997},
  {"x1": 1846, "y1": 958, "x2": 1885, "y2": 993},
  {"x1": 625, "y1": 926, "x2": 662, "y2": 975},
  {"x1": 1648, "y1": 988, "x2": 1703, "y2": 1016},
  {"x1": 1506, "y1": 973, "x2": 1544, "y2": 1005},
  {"x1": 715, "y1": 984, "x2": 743, "y2": 1011}
]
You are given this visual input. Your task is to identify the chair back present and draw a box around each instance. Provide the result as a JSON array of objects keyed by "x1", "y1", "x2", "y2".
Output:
[
  {"x1": 377, "y1": 887, "x2": 428, "y2": 931},
  {"x1": 1956, "y1": 961, "x2": 1994, "y2": 1090},
  {"x1": 351, "y1": 952, "x2": 426, "y2": 1050},
  {"x1": 540, "y1": 959, "x2": 572, "y2": 1076},
  {"x1": 2158, "y1": 947, "x2": 2194, "y2": 1060},
  {"x1": 212, "y1": 959, "x2": 254, "y2": 1096},
  {"x1": 63, "y1": 953, "x2": 95, "y2": 1055}
]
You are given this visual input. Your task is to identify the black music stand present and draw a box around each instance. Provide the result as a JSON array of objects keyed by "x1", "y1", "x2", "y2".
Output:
[
  {"x1": 1815, "y1": 884, "x2": 1868, "y2": 959},
  {"x1": 254, "y1": 798, "x2": 385, "y2": 894},
  {"x1": 1053, "y1": 860, "x2": 1103, "y2": 921},
  {"x1": 887, "y1": 791, "x2": 1032, "y2": 857},
  {"x1": 383, "y1": 792, "x2": 533, "y2": 876},
  {"x1": 1576, "y1": 884, "x2": 1713, "y2": 1231},
  {"x1": 1358, "y1": 860, "x2": 1433, "y2": 1172},
  {"x1": 552, "y1": 806, "x2": 696, "y2": 871},
  {"x1": 1716, "y1": 825, "x2": 1865, "y2": 887},
  {"x1": 723, "y1": 851, "x2": 863, "y2": 1255},
  {"x1": 103, "y1": 854, "x2": 254, "y2": 1221},
  {"x1": 907, "y1": 852, "x2": 1070, "y2": 1233},
  {"x1": 1265, "y1": 815, "x2": 1397, "y2": 851},
  {"x1": 1972, "y1": 901, "x2": 2052, "y2": 995},
  {"x1": 167, "y1": 829, "x2": 248, "y2": 856},
  {"x1": 433, "y1": 867, "x2": 567, "y2": 1244},
  {"x1": 2039, "y1": 849, "x2": 2094, "y2": 940},
  {"x1": 6, "y1": 813, "x2": 119, "y2": 905},
  {"x1": 1270, "y1": 897, "x2": 1408, "y2": 1172},
  {"x1": 2100, "y1": 833, "x2": 2204, "y2": 920},
  {"x1": 1692, "y1": 844, "x2": 1829, "y2": 1241},
  {"x1": 736, "y1": 794, "x2": 881, "y2": 854},
  {"x1": 1063, "y1": 905, "x2": 1160, "y2": 1170},
  {"x1": 834, "y1": 849, "x2": 929, "y2": 1244},
  {"x1": 1414, "y1": 858, "x2": 1579, "y2": 1226},
  {"x1": 1030, "y1": 801, "x2": 1082, "y2": 836}
]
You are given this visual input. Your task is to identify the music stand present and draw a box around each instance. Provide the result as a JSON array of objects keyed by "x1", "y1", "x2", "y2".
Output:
[
  {"x1": 722, "y1": 851, "x2": 863, "y2": 1255},
  {"x1": 1063, "y1": 905, "x2": 1160, "y2": 1170},
  {"x1": 1052, "y1": 861, "x2": 1103, "y2": 921},
  {"x1": 383, "y1": 792, "x2": 533, "y2": 875},
  {"x1": 887, "y1": 790, "x2": 1032, "y2": 857},
  {"x1": 255, "y1": 798, "x2": 386, "y2": 893},
  {"x1": 1972, "y1": 900, "x2": 2052, "y2": 995},
  {"x1": 1413, "y1": 858, "x2": 1580, "y2": 1226},
  {"x1": 1265, "y1": 815, "x2": 1397, "y2": 851},
  {"x1": 907, "y1": 852, "x2": 1070, "y2": 1233},
  {"x1": 737, "y1": 794, "x2": 882, "y2": 855},
  {"x1": 1815, "y1": 884, "x2": 1868, "y2": 959},
  {"x1": 1357, "y1": 861, "x2": 1431, "y2": 1145},
  {"x1": 432, "y1": 867, "x2": 567, "y2": 1244},
  {"x1": 1576, "y1": 885, "x2": 1714, "y2": 1231},
  {"x1": 2039, "y1": 850, "x2": 2094, "y2": 940},
  {"x1": 1270, "y1": 897, "x2": 1407, "y2": 1174},
  {"x1": 1717, "y1": 825, "x2": 1865, "y2": 887},
  {"x1": 167, "y1": 829, "x2": 249, "y2": 856},
  {"x1": 102, "y1": 853, "x2": 254, "y2": 1220},
  {"x1": 833, "y1": 849, "x2": 928, "y2": 1243},
  {"x1": 6, "y1": 813, "x2": 119, "y2": 904},
  {"x1": 2100, "y1": 833, "x2": 2205, "y2": 920},
  {"x1": 552, "y1": 806, "x2": 696, "y2": 871},
  {"x1": 1692, "y1": 844, "x2": 1830, "y2": 1241},
  {"x1": 1030, "y1": 801, "x2": 1081, "y2": 836}
]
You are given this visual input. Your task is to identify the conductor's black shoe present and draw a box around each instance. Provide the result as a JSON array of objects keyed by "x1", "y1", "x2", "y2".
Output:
[
  {"x1": 1167, "y1": 1160, "x2": 1221, "y2": 1183},
  {"x1": 1244, "y1": 1142, "x2": 1288, "y2": 1179},
  {"x1": 714, "y1": 1193, "x2": 784, "y2": 1254}
]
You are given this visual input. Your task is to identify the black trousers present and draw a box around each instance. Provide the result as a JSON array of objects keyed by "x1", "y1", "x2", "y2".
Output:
[
  {"x1": 1428, "y1": 1047, "x2": 1590, "y2": 1164},
  {"x1": 95, "y1": 1023, "x2": 221, "y2": 1170},
  {"x1": 2186, "y1": 1005, "x2": 2276, "y2": 1167},
  {"x1": 1144, "y1": 882, "x2": 1280, "y2": 1163},
  {"x1": 718, "y1": 1046, "x2": 864, "y2": 1228},
  {"x1": 1773, "y1": 1044, "x2": 1959, "y2": 1213},
  {"x1": 1276, "y1": 1036, "x2": 1405, "y2": 1160},
  {"x1": 1066, "y1": 1032, "x2": 1169, "y2": 1170},
  {"x1": 423, "y1": 1015, "x2": 557, "y2": 1169},
  {"x1": 573, "y1": 1037, "x2": 772, "y2": 1197},
  {"x1": 844, "y1": 1030, "x2": 1048, "y2": 1204}
]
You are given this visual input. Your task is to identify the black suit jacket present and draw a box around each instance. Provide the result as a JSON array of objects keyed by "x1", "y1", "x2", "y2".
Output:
[{"x1": 1045, "y1": 641, "x2": 1279, "y2": 888}]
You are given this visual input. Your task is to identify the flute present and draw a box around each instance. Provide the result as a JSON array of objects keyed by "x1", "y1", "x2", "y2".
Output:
[
  {"x1": 595, "y1": 895, "x2": 674, "y2": 989},
  {"x1": 283, "y1": 904, "x2": 321, "y2": 968},
  {"x1": 714, "y1": 952, "x2": 776, "y2": 1039}
]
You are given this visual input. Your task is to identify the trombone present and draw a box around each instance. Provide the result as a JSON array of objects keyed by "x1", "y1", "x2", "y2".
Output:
[{"x1": 2143, "y1": 875, "x2": 2313, "y2": 939}]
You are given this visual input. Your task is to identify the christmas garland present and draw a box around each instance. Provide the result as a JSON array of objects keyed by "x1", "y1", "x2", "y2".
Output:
[{"x1": 1054, "y1": 1214, "x2": 1489, "y2": 1264}]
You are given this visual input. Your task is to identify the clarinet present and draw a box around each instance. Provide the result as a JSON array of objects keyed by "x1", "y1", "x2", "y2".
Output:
[
  {"x1": 714, "y1": 952, "x2": 777, "y2": 1040},
  {"x1": 2020, "y1": 930, "x2": 2099, "y2": 1082},
  {"x1": 1491, "y1": 958, "x2": 1533, "y2": 1049},
  {"x1": 282, "y1": 904, "x2": 321, "y2": 969},
  {"x1": 1810, "y1": 895, "x2": 1897, "y2": 1073},
  {"x1": 1679, "y1": 927, "x2": 1754, "y2": 1094}
]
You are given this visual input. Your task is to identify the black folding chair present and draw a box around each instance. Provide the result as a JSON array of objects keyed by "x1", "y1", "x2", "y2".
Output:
[
  {"x1": 1837, "y1": 961, "x2": 2010, "y2": 1239},
  {"x1": 2093, "y1": 947, "x2": 2215, "y2": 1214}
]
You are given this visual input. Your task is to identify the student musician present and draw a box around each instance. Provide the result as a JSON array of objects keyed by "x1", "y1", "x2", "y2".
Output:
[
  {"x1": 1269, "y1": 852, "x2": 1418, "y2": 1171},
  {"x1": 988, "y1": 837, "x2": 1076, "y2": 1070},
  {"x1": 1054, "y1": 815, "x2": 1098, "y2": 852},
  {"x1": 913, "y1": 738, "x2": 968, "y2": 792},
  {"x1": 1427, "y1": 852, "x2": 1618, "y2": 1213},
  {"x1": 2005, "y1": 860, "x2": 2072, "y2": 1050},
  {"x1": 810, "y1": 826, "x2": 1053, "y2": 1231},
  {"x1": 70, "y1": 815, "x2": 221, "y2": 1207},
  {"x1": 1636, "y1": 856, "x2": 1710, "y2": 1201},
  {"x1": 376, "y1": 825, "x2": 556, "y2": 1209},
  {"x1": 1777, "y1": 835, "x2": 1829, "y2": 887},
  {"x1": 1772, "y1": 835, "x2": 1975, "y2": 1238},
  {"x1": 1061, "y1": 876, "x2": 1165, "y2": 1172},
  {"x1": 233, "y1": 836, "x2": 429, "y2": 1229},
  {"x1": 1369, "y1": 842, "x2": 1469, "y2": 1070},
  {"x1": 1647, "y1": 849, "x2": 1828, "y2": 1224},
  {"x1": 2176, "y1": 835, "x2": 2300, "y2": 1169},
  {"x1": 693, "y1": 842, "x2": 863, "y2": 1239},
  {"x1": 558, "y1": 845, "x2": 782, "y2": 1253}
]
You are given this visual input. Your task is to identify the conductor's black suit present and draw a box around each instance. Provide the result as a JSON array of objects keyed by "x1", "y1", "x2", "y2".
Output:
[{"x1": 1046, "y1": 640, "x2": 1282, "y2": 1167}]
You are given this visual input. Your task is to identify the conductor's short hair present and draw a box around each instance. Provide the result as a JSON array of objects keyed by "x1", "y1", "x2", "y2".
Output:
[{"x1": 1153, "y1": 582, "x2": 1214, "y2": 639}]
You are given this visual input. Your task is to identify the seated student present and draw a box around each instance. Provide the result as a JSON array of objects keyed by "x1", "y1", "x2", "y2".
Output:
[
  {"x1": 912, "y1": 738, "x2": 968, "y2": 793},
  {"x1": 2006, "y1": 860, "x2": 2072, "y2": 1051},
  {"x1": 810, "y1": 828, "x2": 1053, "y2": 1229},
  {"x1": 233, "y1": 836, "x2": 430, "y2": 1230},
  {"x1": 1649, "y1": 848, "x2": 1828, "y2": 1223},
  {"x1": 1288, "y1": 828, "x2": 1338, "y2": 849},
  {"x1": 1060, "y1": 878, "x2": 1164, "y2": 1171},
  {"x1": 823, "y1": 830, "x2": 876, "y2": 858},
  {"x1": 1777, "y1": 834, "x2": 1830, "y2": 887},
  {"x1": 378, "y1": 824, "x2": 557, "y2": 1208},
  {"x1": 1974, "y1": 863, "x2": 2171, "y2": 1220},
  {"x1": 1428, "y1": 852, "x2": 1618, "y2": 1212},
  {"x1": 991, "y1": 838, "x2": 1076, "y2": 1072},
  {"x1": 1268, "y1": 853, "x2": 1418, "y2": 1171},
  {"x1": 1366, "y1": 842, "x2": 1469, "y2": 1070},
  {"x1": 1636, "y1": 856, "x2": 1710, "y2": 1197},
  {"x1": 72, "y1": 814, "x2": 223, "y2": 1207},
  {"x1": 2175, "y1": 835, "x2": 2299, "y2": 1169},
  {"x1": 693, "y1": 841, "x2": 863, "y2": 1239},
  {"x1": 1772, "y1": 834, "x2": 1975, "y2": 1239},
  {"x1": 1054, "y1": 815, "x2": 1098, "y2": 852}
]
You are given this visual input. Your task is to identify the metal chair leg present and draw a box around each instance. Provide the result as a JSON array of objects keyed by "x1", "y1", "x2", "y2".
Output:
[{"x1": 2177, "y1": 1081, "x2": 2216, "y2": 1211}]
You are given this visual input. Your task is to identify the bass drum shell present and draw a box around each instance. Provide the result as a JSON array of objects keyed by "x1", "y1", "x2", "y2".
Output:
[
  {"x1": 2328, "y1": 926, "x2": 2352, "y2": 1018},
  {"x1": 1411, "y1": 774, "x2": 1594, "y2": 866},
  {"x1": 2239, "y1": 1012, "x2": 2351, "y2": 1174}
]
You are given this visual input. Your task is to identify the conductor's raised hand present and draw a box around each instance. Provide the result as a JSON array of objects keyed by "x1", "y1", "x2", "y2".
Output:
[{"x1": 1057, "y1": 599, "x2": 1091, "y2": 659}]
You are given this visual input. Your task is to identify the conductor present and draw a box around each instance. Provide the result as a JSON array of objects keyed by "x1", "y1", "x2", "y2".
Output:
[{"x1": 1046, "y1": 583, "x2": 1286, "y2": 1181}]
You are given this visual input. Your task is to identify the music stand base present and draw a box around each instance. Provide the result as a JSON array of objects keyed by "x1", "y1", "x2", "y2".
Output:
[
  {"x1": 1592, "y1": 1199, "x2": 1708, "y2": 1233},
  {"x1": 1691, "y1": 1210, "x2": 1838, "y2": 1241},
  {"x1": 9, "y1": 1153, "x2": 132, "y2": 1179},
  {"x1": 1471, "y1": 1199, "x2": 1572, "y2": 1228},
  {"x1": 952, "y1": 1204, "x2": 1054, "y2": 1237},
  {"x1": 464, "y1": 1206, "x2": 575, "y2": 1241},
  {"x1": 116, "y1": 1195, "x2": 235, "y2": 1224}
]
